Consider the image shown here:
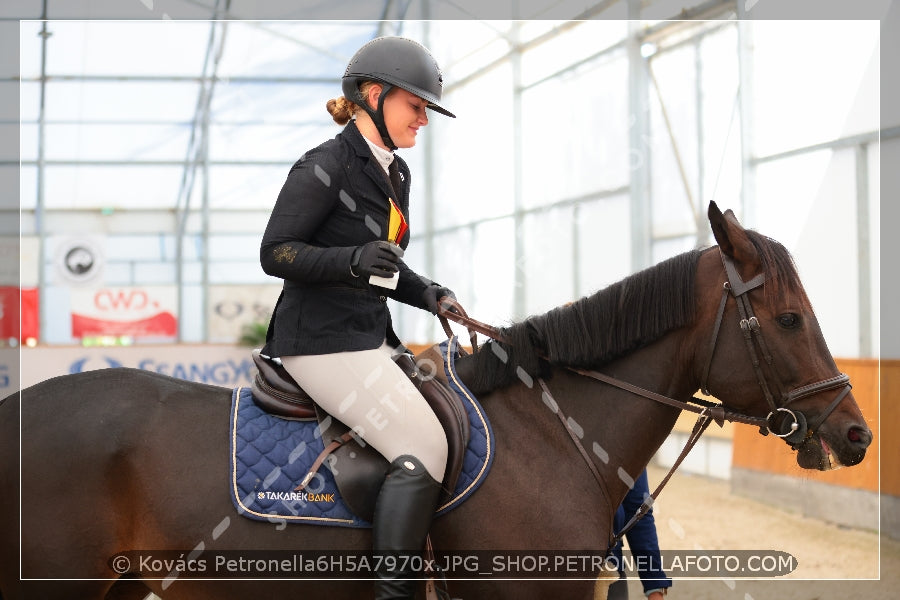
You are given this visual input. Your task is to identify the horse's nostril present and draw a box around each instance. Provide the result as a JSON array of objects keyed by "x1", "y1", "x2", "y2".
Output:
[{"x1": 847, "y1": 426, "x2": 871, "y2": 447}]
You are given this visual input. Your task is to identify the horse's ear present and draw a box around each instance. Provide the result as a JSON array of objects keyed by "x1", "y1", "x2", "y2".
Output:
[{"x1": 708, "y1": 201, "x2": 758, "y2": 265}]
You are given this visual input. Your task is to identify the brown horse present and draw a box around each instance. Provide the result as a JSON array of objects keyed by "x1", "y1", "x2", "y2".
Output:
[{"x1": 0, "y1": 203, "x2": 872, "y2": 600}]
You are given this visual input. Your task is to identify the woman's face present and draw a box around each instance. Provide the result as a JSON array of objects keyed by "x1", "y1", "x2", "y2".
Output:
[{"x1": 367, "y1": 84, "x2": 429, "y2": 149}]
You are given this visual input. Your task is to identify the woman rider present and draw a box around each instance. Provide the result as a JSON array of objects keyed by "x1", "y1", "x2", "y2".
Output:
[{"x1": 259, "y1": 36, "x2": 457, "y2": 599}]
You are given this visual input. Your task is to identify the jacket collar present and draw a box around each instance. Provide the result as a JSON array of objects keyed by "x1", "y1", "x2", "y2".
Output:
[{"x1": 343, "y1": 120, "x2": 398, "y2": 200}]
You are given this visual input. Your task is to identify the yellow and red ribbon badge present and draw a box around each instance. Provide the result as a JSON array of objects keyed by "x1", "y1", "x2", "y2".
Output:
[{"x1": 387, "y1": 198, "x2": 409, "y2": 244}]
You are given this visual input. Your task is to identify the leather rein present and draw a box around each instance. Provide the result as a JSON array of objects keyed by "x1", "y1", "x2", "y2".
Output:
[{"x1": 436, "y1": 248, "x2": 852, "y2": 553}]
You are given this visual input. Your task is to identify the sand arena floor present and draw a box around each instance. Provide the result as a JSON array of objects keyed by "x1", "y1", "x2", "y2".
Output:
[{"x1": 617, "y1": 465, "x2": 898, "y2": 599}]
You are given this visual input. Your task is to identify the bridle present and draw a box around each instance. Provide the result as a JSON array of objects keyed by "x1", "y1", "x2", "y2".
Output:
[
  {"x1": 435, "y1": 247, "x2": 852, "y2": 551},
  {"x1": 700, "y1": 249, "x2": 852, "y2": 449}
]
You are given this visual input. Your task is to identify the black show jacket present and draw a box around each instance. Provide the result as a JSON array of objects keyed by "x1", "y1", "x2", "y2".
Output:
[{"x1": 260, "y1": 121, "x2": 434, "y2": 357}]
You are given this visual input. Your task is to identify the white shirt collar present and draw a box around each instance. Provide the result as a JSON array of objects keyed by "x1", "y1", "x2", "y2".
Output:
[{"x1": 360, "y1": 130, "x2": 395, "y2": 176}]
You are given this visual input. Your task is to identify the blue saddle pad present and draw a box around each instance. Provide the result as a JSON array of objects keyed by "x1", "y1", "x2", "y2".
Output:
[{"x1": 229, "y1": 337, "x2": 494, "y2": 528}]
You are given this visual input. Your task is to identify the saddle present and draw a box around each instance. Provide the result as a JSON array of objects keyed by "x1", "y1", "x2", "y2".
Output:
[{"x1": 250, "y1": 348, "x2": 470, "y2": 522}]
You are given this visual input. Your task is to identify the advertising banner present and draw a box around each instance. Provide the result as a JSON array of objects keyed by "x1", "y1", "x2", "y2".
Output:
[
  {"x1": 207, "y1": 285, "x2": 281, "y2": 343},
  {"x1": 18, "y1": 344, "x2": 256, "y2": 391},
  {"x1": 0, "y1": 287, "x2": 39, "y2": 343},
  {"x1": 71, "y1": 286, "x2": 178, "y2": 338}
]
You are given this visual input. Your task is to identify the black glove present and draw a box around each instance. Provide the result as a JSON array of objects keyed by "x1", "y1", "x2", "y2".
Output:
[
  {"x1": 350, "y1": 240, "x2": 403, "y2": 278},
  {"x1": 422, "y1": 283, "x2": 458, "y2": 315}
]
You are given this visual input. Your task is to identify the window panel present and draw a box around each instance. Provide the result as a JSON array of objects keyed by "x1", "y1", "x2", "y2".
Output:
[
  {"x1": 208, "y1": 165, "x2": 289, "y2": 211},
  {"x1": 521, "y1": 56, "x2": 629, "y2": 211},
  {"x1": 18, "y1": 81, "x2": 40, "y2": 123},
  {"x1": 471, "y1": 217, "x2": 515, "y2": 325},
  {"x1": 43, "y1": 123, "x2": 192, "y2": 162},
  {"x1": 429, "y1": 21, "x2": 513, "y2": 85},
  {"x1": 576, "y1": 195, "x2": 631, "y2": 296},
  {"x1": 700, "y1": 25, "x2": 741, "y2": 213},
  {"x1": 44, "y1": 81, "x2": 200, "y2": 122},
  {"x1": 218, "y1": 21, "x2": 369, "y2": 79},
  {"x1": 209, "y1": 122, "x2": 332, "y2": 163},
  {"x1": 210, "y1": 82, "x2": 339, "y2": 125},
  {"x1": 106, "y1": 233, "x2": 171, "y2": 262},
  {"x1": 521, "y1": 205, "x2": 575, "y2": 316},
  {"x1": 43, "y1": 21, "x2": 210, "y2": 77},
  {"x1": 520, "y1": 20, "x2": 627, "y2": 88},
  {"x1": 752, "y1": 20, "x2": 879, "y2": 157},
  {"x1": 648, "y1": 43, "x2": 699, "y2": 239},
  {"x1": 43, "y1": 165, "x2": 183, "y2": 209},
  {"x1": 430, "y1": 64, "x2": 515, "y2": 228}
]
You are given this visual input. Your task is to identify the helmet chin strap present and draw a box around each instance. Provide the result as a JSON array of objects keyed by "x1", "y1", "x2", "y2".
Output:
[{"x1": 358, "y1": 83, "x2": 397, "y2": 151}]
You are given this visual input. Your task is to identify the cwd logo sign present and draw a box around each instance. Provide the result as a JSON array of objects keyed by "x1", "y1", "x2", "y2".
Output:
[{"x1": 71, "y1": 286, "x2": 178, "y2": 338}]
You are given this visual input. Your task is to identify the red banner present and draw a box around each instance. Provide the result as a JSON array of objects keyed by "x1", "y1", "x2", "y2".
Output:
[
  {"x1": 70, "y1": 287, "x2": 178, "y2": 339},
  {"x1": 0, "y1": 287, "x2": 40, "y2": 343}
]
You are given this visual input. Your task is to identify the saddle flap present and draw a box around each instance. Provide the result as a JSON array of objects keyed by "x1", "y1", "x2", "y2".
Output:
[{"x1": 395, "y1": 352, "x2": 471, "y2": 492}]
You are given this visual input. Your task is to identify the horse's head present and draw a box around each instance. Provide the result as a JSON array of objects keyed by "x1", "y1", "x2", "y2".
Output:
[{"x1": 698, "y1": 202, "x2": 872, "y2": 470}]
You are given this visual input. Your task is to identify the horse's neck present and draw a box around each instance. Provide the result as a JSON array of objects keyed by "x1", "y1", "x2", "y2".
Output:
[{"x1": 554, "y1": 335, "x2": 692, "y2": 506}]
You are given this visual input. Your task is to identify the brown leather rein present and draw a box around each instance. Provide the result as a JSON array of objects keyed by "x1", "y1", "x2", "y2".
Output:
[{"x1": 435, "y1": 248, "x2": 852, "y2": 552}]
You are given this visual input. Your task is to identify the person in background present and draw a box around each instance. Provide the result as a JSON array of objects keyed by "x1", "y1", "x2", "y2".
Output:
[{"x1": 608, "y1": 469, "x2": 672, "y2": 599}]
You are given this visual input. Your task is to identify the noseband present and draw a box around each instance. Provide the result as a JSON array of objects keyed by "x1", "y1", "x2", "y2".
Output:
[{"x1": 700, "y1": 250, "x2": 852, "y2": 449}]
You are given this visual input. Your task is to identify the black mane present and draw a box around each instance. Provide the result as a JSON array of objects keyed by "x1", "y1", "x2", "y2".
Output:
[
  {"x1": 459, "y1": 229, "x2": 805, "y2": 395},
  {"x1": 459, "y1": 249, "x2": 702, "y2": 393}
]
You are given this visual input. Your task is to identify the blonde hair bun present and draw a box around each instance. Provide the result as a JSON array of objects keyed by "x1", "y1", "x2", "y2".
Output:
[{"x1": 326, "y1": 96, "x2": 357, "y2": 125}]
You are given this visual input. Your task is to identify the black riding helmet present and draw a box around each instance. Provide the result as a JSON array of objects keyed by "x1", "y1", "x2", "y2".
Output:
[{"x1": 342, "y1": 36, "x2": 455, "y2": 150}]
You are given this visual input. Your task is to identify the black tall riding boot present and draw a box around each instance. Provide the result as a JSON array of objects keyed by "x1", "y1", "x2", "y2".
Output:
[{"x1": 372, "y1": 454, "x2": 443, "y2": 600}]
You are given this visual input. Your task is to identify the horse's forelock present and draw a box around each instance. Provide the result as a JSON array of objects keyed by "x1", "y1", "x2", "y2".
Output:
[{"x1": 745, "y1": 231, "x2": 807, "y2": 306}]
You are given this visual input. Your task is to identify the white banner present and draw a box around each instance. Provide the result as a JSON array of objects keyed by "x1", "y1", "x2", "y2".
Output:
[{"x1": 18, "y1": 344, "x2": 257, "y2": 391}]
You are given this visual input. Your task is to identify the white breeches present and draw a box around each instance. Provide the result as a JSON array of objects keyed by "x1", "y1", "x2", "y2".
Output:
[{"x1": 281, "y1": 342, "x2": 448, "y2": 481}]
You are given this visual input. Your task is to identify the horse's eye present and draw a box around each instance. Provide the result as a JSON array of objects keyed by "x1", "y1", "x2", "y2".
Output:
[{"x1": 777, "y1": 313, "x2": 800, "y2": 329}]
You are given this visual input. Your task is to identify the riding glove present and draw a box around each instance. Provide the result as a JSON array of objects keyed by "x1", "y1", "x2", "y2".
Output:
[
  {"x1": 351, "y1": 240, "x2": 403, "y2": 278},
  {"x1": 422, "y1": 283, "x2": 458, "y2": 315}
]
